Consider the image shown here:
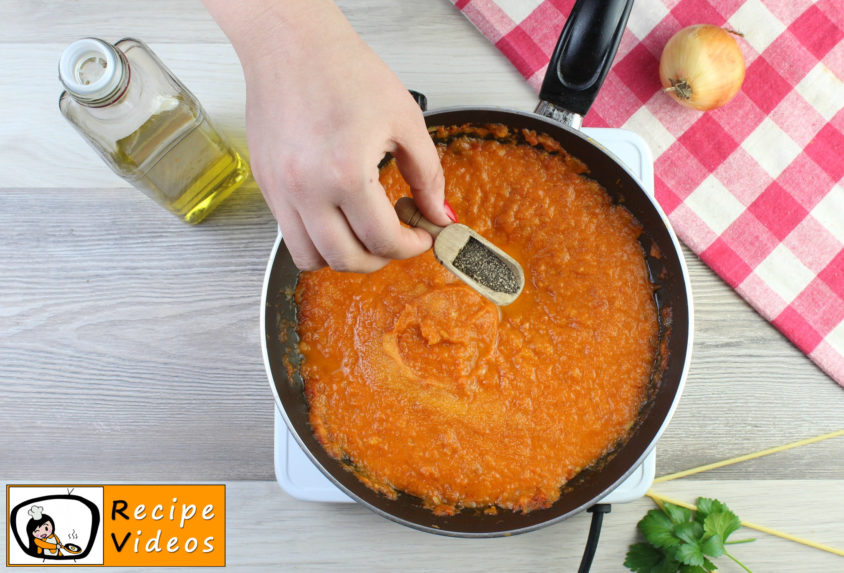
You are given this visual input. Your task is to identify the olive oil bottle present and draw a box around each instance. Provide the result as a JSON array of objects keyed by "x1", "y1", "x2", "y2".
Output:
[{"x1": 59, "y1": 38, "x2": 249, "y2": 223}]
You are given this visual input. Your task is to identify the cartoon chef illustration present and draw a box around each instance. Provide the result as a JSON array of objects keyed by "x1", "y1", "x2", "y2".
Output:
[{"x1": 25, "y1": 505, "x2": 65, "y2": 557}]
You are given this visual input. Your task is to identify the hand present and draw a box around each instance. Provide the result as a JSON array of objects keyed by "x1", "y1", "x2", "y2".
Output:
[{"x1": 204, "y1": 0, "x2": 451, "y2": 272}]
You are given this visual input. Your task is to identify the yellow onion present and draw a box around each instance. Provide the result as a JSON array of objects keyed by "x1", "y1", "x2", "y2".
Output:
[{"x1": 659, "y1": 25, "x2": 746, "y2": 111}]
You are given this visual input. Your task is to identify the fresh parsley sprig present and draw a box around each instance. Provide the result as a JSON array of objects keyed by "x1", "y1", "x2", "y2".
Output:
[{"x1": 625, "y1": 497, "x2": 754, "y2": 573}]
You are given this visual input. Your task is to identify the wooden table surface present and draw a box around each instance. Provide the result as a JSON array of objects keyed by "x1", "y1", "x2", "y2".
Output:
[{"x1": 1, "y1": 1, "x2": 842, "y2": 570}]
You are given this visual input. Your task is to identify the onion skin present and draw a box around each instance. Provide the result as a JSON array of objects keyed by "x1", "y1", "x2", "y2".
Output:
[{"x1": 659, "y1": 25, "x2": 746, "y2": 111}]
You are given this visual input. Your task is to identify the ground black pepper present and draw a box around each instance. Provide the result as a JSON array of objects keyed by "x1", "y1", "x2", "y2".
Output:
[{"x1": 452, "y1": 237, "x2": 520, "y2": 294}]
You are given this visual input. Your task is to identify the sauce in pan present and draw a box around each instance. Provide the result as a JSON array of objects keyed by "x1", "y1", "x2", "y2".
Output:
[{"x1": 295, "y1": 125, "x2": 658, "y2": 515}]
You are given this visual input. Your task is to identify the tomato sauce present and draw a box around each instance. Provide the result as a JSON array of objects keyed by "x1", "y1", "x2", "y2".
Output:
[{"x1": 295, "y1": 126, "x2": 658, "y2": 514}]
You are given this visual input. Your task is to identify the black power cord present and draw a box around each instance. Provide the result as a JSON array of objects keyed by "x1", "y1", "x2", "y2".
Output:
[{"x1": 578, "y1": 503, "x2": 612, "y2": 573}]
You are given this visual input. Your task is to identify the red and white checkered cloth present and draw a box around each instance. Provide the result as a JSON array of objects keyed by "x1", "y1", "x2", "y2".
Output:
[{"x1": 451, "y1": 0, "x2": 844, "y2": 387}]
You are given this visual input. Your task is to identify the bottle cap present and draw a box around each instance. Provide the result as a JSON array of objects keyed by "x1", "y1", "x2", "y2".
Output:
[{"x1": 59, "y1": 38, "x2": 128, "y2": 106}]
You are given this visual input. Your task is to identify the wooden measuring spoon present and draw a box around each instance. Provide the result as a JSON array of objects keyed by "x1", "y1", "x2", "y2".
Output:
[{"x1": 395, "y1": 197, "x2": 525, "y2": 305}]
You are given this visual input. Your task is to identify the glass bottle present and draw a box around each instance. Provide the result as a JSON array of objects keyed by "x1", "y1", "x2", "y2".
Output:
[{"x1": 59, "y1": 37, "x2": 250, "y2": 224}]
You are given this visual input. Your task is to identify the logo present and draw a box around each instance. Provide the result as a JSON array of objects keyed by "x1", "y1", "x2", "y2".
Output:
[
  {"x1": 6, "y1": 485, "x2": 225, "y2": 567},
  {"x1": 7, "y1": 486, "x2": 103, "y2": 565}
]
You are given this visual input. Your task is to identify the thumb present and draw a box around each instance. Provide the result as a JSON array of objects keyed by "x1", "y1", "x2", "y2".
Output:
[{"x1": 391, "y1": 116, "x2": 450, "y2": 227}]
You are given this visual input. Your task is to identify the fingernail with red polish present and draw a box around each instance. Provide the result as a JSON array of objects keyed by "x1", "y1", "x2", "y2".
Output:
[{"x1": 444, "y1": 200, "x2": 458, "y2": 223}]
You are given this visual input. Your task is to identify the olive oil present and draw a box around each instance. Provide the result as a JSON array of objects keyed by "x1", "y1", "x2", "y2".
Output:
[
  {"x1": 59, "y1": 37, "x2": 249, "y2": 223},
  {"x1": 115, "y1": 106, "x2": 249, "y2": 223}
]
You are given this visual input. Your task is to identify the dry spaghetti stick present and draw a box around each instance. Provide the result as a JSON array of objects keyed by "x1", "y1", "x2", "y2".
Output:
[
  {"x1": 654, "y1": 429, "x2": 844, "y2": 484},
  {"x1": 646, "y1": 490, "x2": 844, "y2": 558}
]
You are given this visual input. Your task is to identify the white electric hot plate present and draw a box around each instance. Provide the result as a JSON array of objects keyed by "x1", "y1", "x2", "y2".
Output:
[{"x1": 274, "y1": 127, "x2": 658, "y2": 506}]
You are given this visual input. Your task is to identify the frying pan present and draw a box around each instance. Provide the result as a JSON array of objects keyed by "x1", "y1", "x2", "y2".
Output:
[
  {"x1": 262, "y1": 0, "x2": 693, "y2": 537},
  {"x1": 62, "y1": 543, "x2": 82, "y2": 555}
]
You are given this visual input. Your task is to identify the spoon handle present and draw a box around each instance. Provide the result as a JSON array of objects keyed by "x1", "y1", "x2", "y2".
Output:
[{"x1": 394, "y1": 197, "x2": 444, "y2": 238}]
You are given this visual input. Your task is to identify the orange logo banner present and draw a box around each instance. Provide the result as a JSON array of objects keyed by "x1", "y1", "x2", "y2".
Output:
[
  {"x1": 104, "y1": 485, "x2": 225, "y2": 566},
  {"x1": 7, "y1": 484, "x2": 225, "y2": 567}
]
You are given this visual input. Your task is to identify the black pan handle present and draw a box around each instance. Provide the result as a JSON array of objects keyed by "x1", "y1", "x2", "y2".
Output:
[
  {"x1": 409, "y1": 89, "x2": 427, "y2": 112},
  {"x1": 537, "y1": 0, "x2": 634, "y2": 126}
]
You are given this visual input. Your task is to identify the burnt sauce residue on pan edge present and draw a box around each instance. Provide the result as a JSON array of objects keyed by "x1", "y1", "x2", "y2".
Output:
[{"x1": 286, "y1": 123, "x2": 672, "y2": 516}]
